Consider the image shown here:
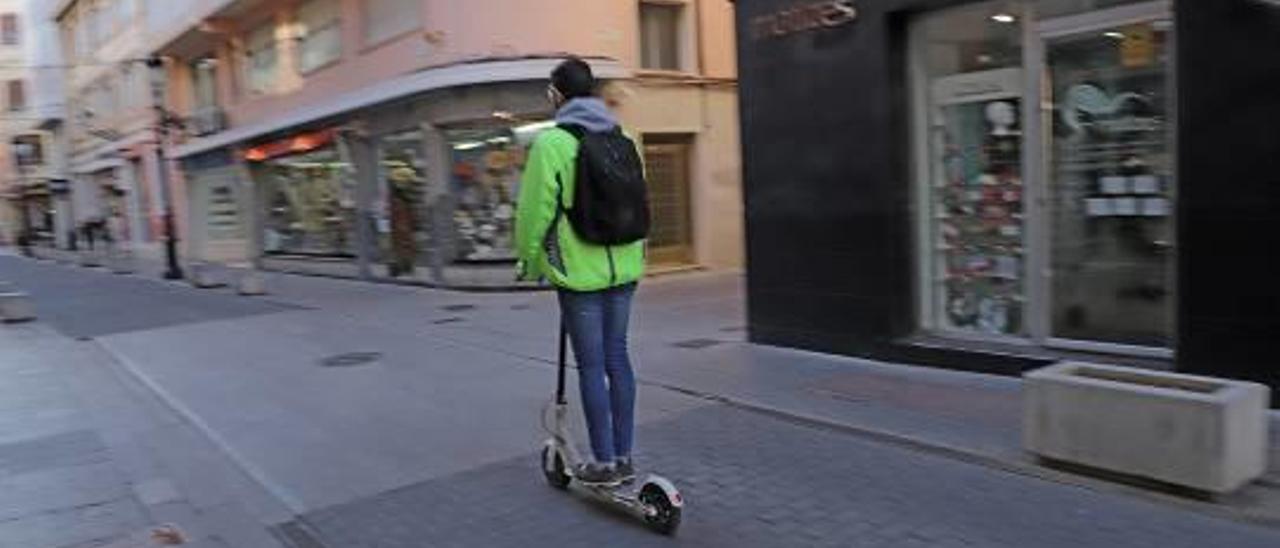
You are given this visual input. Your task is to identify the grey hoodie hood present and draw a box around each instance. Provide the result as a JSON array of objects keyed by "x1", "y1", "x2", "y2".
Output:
[{"x1": 555, "y1": 97, "x2": 618, "y2": 133}]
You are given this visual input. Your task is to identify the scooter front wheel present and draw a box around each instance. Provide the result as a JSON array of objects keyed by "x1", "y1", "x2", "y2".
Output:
[
  {"x1": 639, "y1": 483, "x2": 682, "y2": 535},
  {"x1": 540, "y1": 446, "x2": 571, "y2": 490}
]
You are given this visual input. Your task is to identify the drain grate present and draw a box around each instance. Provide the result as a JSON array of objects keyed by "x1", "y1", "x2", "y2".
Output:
[
  {"x1": 671, "y1": 338, "x2": 723, "y2": 350},
  {"x1": 272, "y1": 520, "x2": 330, "y2": 548},
  {"x1": 510, "y1": 304, "x2": 532, "y2": 311},
  {"x1": 318, "y1": 352, "x2": 382, "y2": 368},
  {"x1": 441, "y1": 304, "x2": 477, "y2": 312}
]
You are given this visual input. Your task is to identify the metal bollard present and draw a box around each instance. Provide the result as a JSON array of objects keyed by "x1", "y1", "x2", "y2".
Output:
[
  {"x1": 188, "y1": 263, "x2": 227, "y2": 289},
  {"x1": 237, "y1": 270, "x2": 268, "y2": 296}
]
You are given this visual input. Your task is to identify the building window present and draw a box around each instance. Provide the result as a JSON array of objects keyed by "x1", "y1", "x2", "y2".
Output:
[
  {"x1": 297, "y1": 0, "x2": 342, "y2": 73},
  {"x1": 12, "y1": 135, "x2": 43, "y2": 166},
  {"x1": 642, "y1": 134, "x2": 695, "y2": 264},
  {"x1": 191, "y1": 57, "x2": 219, "y2": 110},
  {"x1": 87, "y1": 2, "x2": 105, "y2": 48},
  {"x1": 121, "y1": 64, "x2": 147, "y2": 109},
  {"x1": 639, "y1": 2, "x2": 683, "y2": 71},
  {"x1": 245, "y1": 22, "x2": 279, "y2": 95},
  {"x1": 7, "y1": 80, "x2": 25, "y2": 111},
  {"x1": 364, "y1": 0, "x2": 421, "y2": 46},
  {"x1": 1, "y1": 13, "x2": 19, "y2": 46}
]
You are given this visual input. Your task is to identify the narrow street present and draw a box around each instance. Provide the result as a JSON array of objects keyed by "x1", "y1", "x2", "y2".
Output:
[{"x1": 2, "y1": 253, "x2": 1279, "y2": 547}]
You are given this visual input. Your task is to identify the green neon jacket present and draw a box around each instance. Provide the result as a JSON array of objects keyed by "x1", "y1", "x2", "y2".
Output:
[{"x1": 515, "y1": 127, "x2": 646, "y2": 292}]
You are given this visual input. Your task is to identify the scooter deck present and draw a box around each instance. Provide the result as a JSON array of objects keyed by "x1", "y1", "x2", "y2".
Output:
[{"x1": 576, "y1": 479, "x2": 641, "y2": 496}]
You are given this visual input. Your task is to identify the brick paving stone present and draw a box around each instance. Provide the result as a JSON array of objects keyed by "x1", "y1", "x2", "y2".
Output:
[{"x1": 302, "y1": 404, "x2": 1280, "y2": 548}]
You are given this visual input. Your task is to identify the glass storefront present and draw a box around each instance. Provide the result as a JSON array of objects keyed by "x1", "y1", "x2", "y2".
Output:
[
  {"x1": 443, "y1": 121, "x2": 548, "y2": 263},
  {"x1": 912, "y1": 0, "x2": 1174, "y2": 352},
  {"x1": 259, "y1": 145, "x2": 358, "y2": 257},
  {"x1": 1047, "y1": 18, "x2": 1172, "y2": 347},
  {"x1": 915, "y1": 1, "x2": 1027, "y2": 336}
]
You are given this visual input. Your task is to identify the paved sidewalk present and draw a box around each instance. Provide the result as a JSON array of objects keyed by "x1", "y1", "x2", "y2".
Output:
[{"x1": 0, "y1": 322, "x2": 291, "y2": 548}]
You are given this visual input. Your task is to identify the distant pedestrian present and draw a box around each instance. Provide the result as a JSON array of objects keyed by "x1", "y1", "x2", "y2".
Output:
[{"x1": 515, "y1": 57, "x2": 651, "y2": 486}]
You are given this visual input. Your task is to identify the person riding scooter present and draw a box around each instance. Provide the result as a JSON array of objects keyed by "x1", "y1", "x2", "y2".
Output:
[{"x1": 515, "y1": 58, "x2": 648, "y2": 487}]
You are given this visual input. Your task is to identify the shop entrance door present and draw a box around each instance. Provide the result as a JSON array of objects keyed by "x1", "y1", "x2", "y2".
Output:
[
  {"x1": 1035, "y1": 2, "x2": 1174, "y2": 355},
  {"x1": 643, "y1": 135, "x2": 695, "y2": 266}
]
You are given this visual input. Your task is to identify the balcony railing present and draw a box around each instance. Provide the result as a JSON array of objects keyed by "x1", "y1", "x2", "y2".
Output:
[{"x1": 187, "y1": 106, "x2": 229, "y2": 138}]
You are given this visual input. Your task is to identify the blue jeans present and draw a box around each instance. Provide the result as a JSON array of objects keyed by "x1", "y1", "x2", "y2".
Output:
[{"x1": 558, "y1": 283, "x2": 637, "y2": 464}]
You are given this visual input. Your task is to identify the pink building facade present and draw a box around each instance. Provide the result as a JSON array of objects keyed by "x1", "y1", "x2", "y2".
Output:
[{"x1": 153, "y1": 0, "x2": 741, "y2": 288}]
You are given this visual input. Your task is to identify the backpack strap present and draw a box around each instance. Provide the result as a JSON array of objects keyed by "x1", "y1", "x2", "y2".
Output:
[
  {"x1": 557, "y1": 123, "x2": 587, "y2": 141},
  {"x1": 553, "y1": 124, "x2": 585, "y2": 211}
]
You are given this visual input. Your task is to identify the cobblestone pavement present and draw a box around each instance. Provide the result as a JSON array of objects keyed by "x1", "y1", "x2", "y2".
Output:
[{"x1": 300, "y1": 404, "x2": 1280, "y2": 548}]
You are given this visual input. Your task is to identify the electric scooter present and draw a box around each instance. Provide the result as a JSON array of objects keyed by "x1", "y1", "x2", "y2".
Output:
[{"x1": 540, "y1": 323, "x2": 683, "y2": 535}]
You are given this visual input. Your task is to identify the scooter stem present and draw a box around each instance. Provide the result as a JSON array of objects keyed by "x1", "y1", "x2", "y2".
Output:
[{"x1": 556, "y1": 318, "x2": 568, "y2": 405}]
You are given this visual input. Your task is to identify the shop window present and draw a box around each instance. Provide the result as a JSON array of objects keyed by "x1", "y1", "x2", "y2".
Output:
[
  {"x1": 260, "y1": 145, "x2": 357, "y2": 257},
  {"x1": 364, "y1": 0, "x2": 421, "y2": 46},
  {"x1": 245, "y1": 22, "x2": 279, "y2": 95},
  {"x1": 297, "y1": 0, "x2": 342, "y2": 74},
  {"x1": 640, "y1": 2, "x2": 684, "y2": 71},
  {"x1": 912, "y1": 2, "x2": 1026, "y2": 336},
  {"x1": 1045, "y1": 20, "x2": 1173, "y2": 347},
  {"x1": 6, "y1": 79, "x2": 24, "y2": 111},
  {"x1": 376, "y1": 130, "x2": 429, "y2": 277},
  {"x1": 642, "y1": 134, "x2": 695, "y2": 265},
  {"x1": 1, "y1": 13, "x2": 18, "y2": 46},
  {"x1": 444, "y1": 120, "x2": 548, "y2": 263}
]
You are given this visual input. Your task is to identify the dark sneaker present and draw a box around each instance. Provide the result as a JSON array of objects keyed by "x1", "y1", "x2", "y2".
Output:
[
  {"x1": 615, "y1": 458, "x2": 636, "y2": 484},
  {"x1": 574, "y1": 463, "x2": 620, "y2": 486}
]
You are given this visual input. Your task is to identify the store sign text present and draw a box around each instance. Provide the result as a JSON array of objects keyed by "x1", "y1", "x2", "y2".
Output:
[{"x1": 751, "y1": 0, "x2": 858, "y2": 41}]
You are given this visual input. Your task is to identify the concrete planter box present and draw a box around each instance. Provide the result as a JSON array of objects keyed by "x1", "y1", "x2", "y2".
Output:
[
  {"x1": 1024, "y1": 362, "x2": 1270, "y2": 494},
  {"x1": 0, "y1": 292, "x2": 35, "y2": 323},
  {"x1": 237, "y1": 271, "x2": 267, "y2": 296},
  {"x1": 79, "y1": 249, "x2": 103, "y2": 267},
  {"x1": 188, "y1": 264, "x2": 227, "y2": 289},
  {"x1": 108, "y1": 250, "x2": 136, "y2": 274}
]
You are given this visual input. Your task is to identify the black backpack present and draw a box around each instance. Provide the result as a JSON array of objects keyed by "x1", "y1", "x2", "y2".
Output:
[{"x1": 558, "y1": 124, "x2": 650, "y2": 246}]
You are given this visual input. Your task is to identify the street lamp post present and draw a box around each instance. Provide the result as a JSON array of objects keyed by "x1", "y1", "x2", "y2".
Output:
[{"x1": 146, "y1": 56, "x2": 184, "y2": 280}]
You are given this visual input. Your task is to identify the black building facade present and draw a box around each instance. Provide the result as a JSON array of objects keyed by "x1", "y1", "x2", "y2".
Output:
[{"x1": 735, "y1": 0, "x2": 1280, "y2": 396}]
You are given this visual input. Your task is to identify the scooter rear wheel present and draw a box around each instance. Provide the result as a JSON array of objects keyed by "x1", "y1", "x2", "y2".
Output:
[
  {"x1": 541, "y1": 446, "x2": 571, "y2": 490},
  {"x1": 639, "y1": 483, "x2": 681, "y2": 535}
]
